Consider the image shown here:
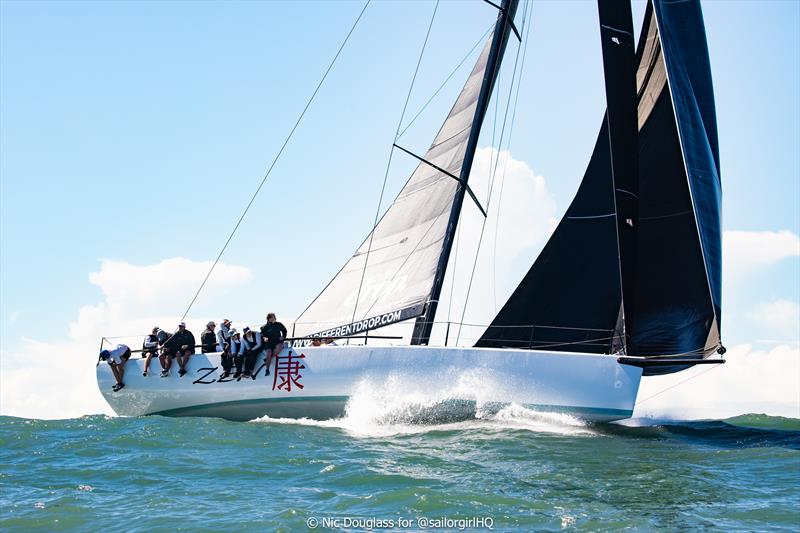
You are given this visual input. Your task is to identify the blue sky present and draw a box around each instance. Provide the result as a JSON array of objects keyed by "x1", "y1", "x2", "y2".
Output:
[{"x1": 1, "y1": 0, "x2": 798, "y2": 418}]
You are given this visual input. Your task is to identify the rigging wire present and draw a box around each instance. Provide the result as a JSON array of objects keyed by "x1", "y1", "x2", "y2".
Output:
[
  {"x1": 634, "y1": 362, "x2": 724, "y2": 406},
  {"x1": 396, "y1": 24, "x2": 494, "y2": 141},
  {"x1": 179, "y1": 0, "x2": 371, "y2": 322},
  {"x1": 350, "y1": 0, "x2": 440, "y2": 326},
  {"x1": 455, "y1": 0, "x2": 531, "y2": 344},
  {"x1": 490, "y1": 79, "x2": 501, "y2": 198},
  {"x1": 492, "y1": 0, "x2": 533, "y2": 313},
  {"x1": 445, "y1": 221, "x2": 463, "y2": 324}
]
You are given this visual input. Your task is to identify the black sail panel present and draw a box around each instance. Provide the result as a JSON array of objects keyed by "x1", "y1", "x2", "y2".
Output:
[
  {"x1": 476, "y1": 120, "x2": 623, "y2": 353},
  {"x1": 652, "y1": 0, "x2": 722, "y2": 341},
  {"x1": 629, "y1": 0, "x2": 721, "y2": 358},
  {"x1": 476, "y1": 0, "x2": 639, "y2": 354},
  {"x1": 478, "y1": 0, "x2": 722, "y2": 359},
  {"x1": 598, "y1": 0, "x2": 639, "y2": 350}
]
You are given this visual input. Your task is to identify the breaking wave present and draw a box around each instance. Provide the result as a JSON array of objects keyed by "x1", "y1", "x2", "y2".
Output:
[{"x1": 253, "y1": 370, "x2": 594, "y2": 437}]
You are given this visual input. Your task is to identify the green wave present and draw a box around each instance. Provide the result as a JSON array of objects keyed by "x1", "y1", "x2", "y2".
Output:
[{"x1": 724, "y1": 413, "x2": 800, "y2": 431}]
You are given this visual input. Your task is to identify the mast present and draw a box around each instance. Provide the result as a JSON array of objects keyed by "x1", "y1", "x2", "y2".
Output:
[
  {"x1": 597, "y1": 0, "x2": 639, "y2": 353},
  {"x1": 411, "y1": 0, "x2": 520, "y2": 345}
]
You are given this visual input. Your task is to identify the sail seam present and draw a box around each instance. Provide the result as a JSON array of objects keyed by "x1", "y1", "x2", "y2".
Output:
[
  {"x1": 566, "y1": 213, "x2": 616, "y2": 220},
  {"x1": 639, "y1": 209, "x2": 692, "y2": 221}
]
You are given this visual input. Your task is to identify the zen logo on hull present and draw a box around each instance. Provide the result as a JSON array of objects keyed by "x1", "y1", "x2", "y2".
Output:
[{"x1": 191, "y1": 351, "x2": 306, "y2": 392}]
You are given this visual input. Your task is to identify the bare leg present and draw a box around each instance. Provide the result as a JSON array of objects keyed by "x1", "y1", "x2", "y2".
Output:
[
  {"x1": 144, "y1": 354, "x2": 154, "y2": 375},
  {"x1": 161, "y1": 354, "x2": 172, "y2": 374},
  {"x1": 178, "y1": 352, "x2": 191, "y2": 375},
  {"x1": 110, "y1": 364, "x2": 122, "y2": 386},
  {"x1": 264, "y1": 348, "x2": 274, "y2": 372}
]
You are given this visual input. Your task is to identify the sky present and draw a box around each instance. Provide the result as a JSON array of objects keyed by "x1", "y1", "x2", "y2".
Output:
[{"x1": 1, "y1": 0, "x2": 798, "y2": 419}]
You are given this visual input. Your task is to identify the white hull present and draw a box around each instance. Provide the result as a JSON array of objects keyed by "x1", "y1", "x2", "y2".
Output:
[{"x1": 96, "y1": 346, "x2": 643, "y2": 422}]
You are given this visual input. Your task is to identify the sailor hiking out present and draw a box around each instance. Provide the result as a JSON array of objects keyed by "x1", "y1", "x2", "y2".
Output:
[{"x1": 99, "y1": 344, "x2": 132, "y2": 392}]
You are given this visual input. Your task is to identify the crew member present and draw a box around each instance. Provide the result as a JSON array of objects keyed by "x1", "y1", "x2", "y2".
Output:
[
  {"x1": 242, "y1": 327, "x2": 264, "y2": 378},
  {"x1": 260, "y1": 313, "x2": 287, "y2": 372},
  {"x1": 229, "y1": 329, "x2": 245, "y2": 378},
  {"x1": 217, "y1": 319, "x2": 232, "y2": 352},
  {"x1": 158, "y1": 329, "x2": 174, "y2": 377},
  {"x1": 142, "y1": 326, "x2": 160, "y2": 377},
  {"x1": 201, "y1": 321, "x2": 217, "y2": 353},
  {"x1": 164, "y1": 322, "x2": 196, "y2": 377},
  {"x1": 99, "y1": 344, "x2": 132, "y2": 392}
]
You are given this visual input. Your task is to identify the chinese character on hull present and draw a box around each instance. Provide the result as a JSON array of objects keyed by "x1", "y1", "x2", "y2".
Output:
[{"x1": 272, "y1": 351, "x2": 305, "y2": 391}]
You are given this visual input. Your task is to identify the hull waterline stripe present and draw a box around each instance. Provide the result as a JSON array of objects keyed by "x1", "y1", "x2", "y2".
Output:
[
  {"x1": 147, "y1": 396, "x2": 632, "y2": 419},
  {"x1": 150, "y1": 396, "x2": 350, "y2": 417}
]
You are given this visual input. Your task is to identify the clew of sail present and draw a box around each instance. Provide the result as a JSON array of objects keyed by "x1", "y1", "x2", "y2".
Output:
[
  {"x1": 477, "y1": 0, "x2": 722, "y2": 362},
  {"x1": 294, "y1": 36, "x2": 499, "y2": 340}
]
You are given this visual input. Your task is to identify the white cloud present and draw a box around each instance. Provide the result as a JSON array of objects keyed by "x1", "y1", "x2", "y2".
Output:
[
  {"x1": 723, "y1": 229, "x2": 800, "y2": 279},
  {"x1": 0, "y1": 258, "x2": 251, "y2": 420},
  {"x1": 634, "y1": 342, "x2": 800, "y2": 420},
  {"x1": 469, "y1": 147, "x2": 558, "y2": 257},
  {"x1": 749, "y1": 299, "x2": 800, "y2": 341}
]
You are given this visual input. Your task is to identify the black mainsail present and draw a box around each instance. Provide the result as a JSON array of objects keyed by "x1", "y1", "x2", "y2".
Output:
[
  {"x1": 476, "y1": 0, "x2": 722, "y2": 364},
  {"x1": 294, "y1": 1, "x2": 520, "y2": 341}
]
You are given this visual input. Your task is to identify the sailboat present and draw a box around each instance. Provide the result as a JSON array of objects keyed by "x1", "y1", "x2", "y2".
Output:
[{"x1": 97, "y1": 0, "x2": 725, "y2": 422}]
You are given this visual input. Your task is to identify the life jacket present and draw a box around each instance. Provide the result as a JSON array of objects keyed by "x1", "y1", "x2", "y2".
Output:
[
  {"x1": 201, "y1": 330, "x2": 216, "y2": 353},
  {"x1": 143, "y1": 334, "x2": 158, "y2": 353}
]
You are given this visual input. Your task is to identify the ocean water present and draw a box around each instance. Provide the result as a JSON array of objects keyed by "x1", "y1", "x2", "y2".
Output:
[{"x1": 1, "y1": 402, "x2": 798, "y2": 532}]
